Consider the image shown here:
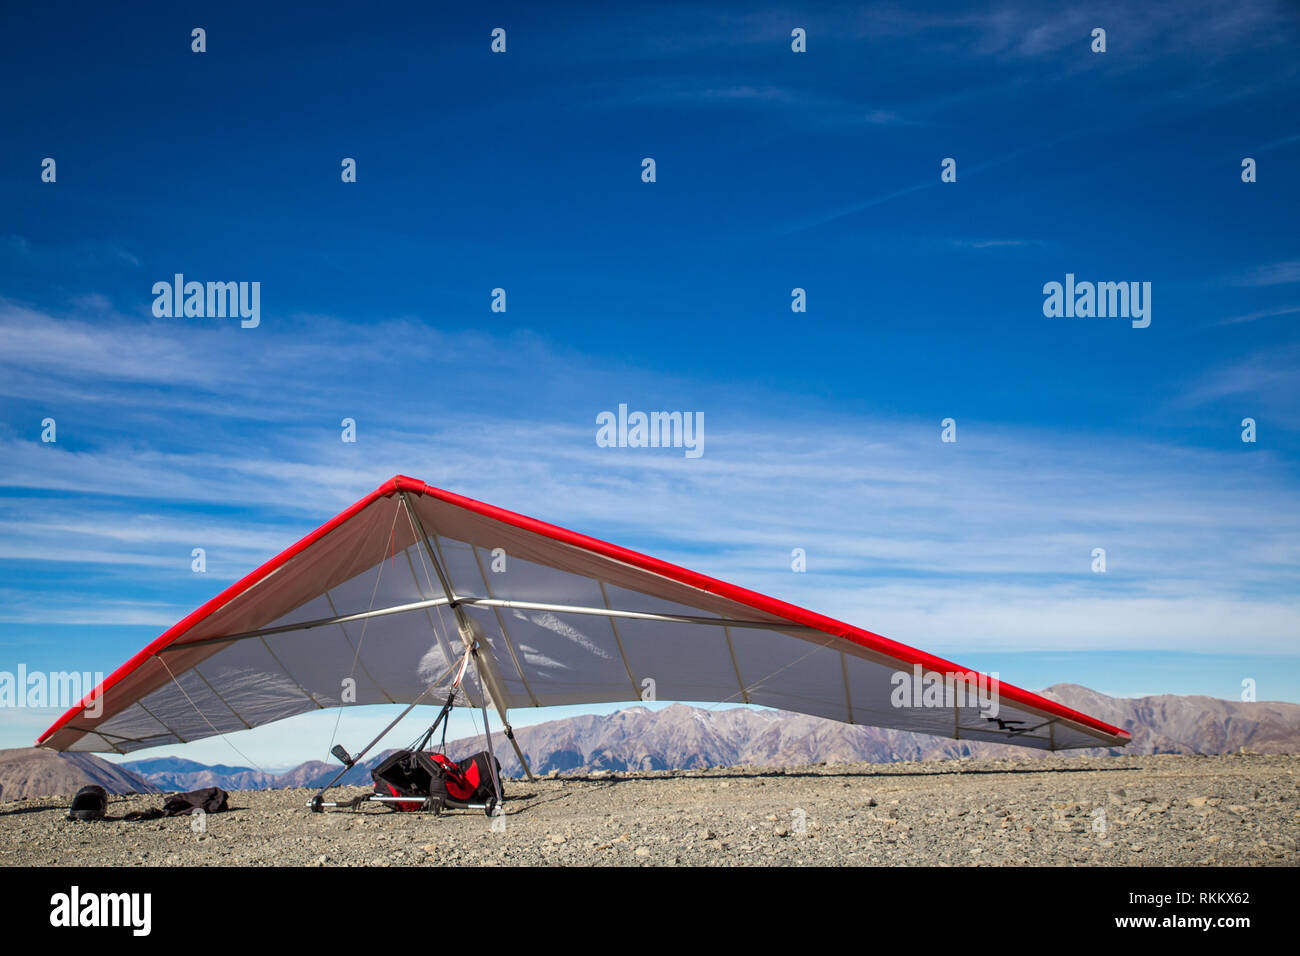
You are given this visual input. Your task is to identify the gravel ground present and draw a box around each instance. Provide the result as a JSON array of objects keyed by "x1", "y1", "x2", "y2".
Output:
[{"x1": 2, "y1": 753, "x2": 1296, "y2": 867}]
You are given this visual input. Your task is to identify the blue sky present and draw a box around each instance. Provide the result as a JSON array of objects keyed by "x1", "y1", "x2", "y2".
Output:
[{"x1": 1, "y1": 1, "x2": 1297, "y2": 767}]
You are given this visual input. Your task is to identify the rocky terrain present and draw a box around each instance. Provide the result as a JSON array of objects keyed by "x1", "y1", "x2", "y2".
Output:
[{"x1": 3, "y1": 753, "x2": 1295, "y2": 867}]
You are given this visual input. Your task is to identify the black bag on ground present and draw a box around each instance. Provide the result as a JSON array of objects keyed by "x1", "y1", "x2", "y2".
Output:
[
  {"x1": 124, "y1": 786, "x2": 229, "y2": 821},
  {"x1": 160, "y1": 786, "x2": 228, "y2": 816},
  {"x1": 68, "y1": 785, "x2": 108, "y2": 821}
]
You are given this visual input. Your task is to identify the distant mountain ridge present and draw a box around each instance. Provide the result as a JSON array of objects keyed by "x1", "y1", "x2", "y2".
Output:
[
  {"x1": 132, "y1": 684, "x2": 1300, "y2": 790},
  {"x1": 466, "y1": 684, "x2": 1300, "y2": 776},
  {"x1": 0, "y1": 747, "x2": 158, "y2": 800},
  {"x1": 7, "y1": 685, "x2": 1297, "y2": 799},
  {"x1": 122, "y1": 756, "x2": 280, "y2": 792}
]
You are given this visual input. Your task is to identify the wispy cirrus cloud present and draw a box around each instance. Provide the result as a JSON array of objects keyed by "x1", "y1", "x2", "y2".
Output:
[
  {"x1": 1216, "y1": 304, "x2": 1300, "y2": 325},
  {"x1": 5, "y1": 416, "x2": 1298, "y2": 652},
  {"x1": 1225, "y1": 260, "x2": 1300, "y2": 287},
  {"x1": 3, "y1": 294, "x2": 1297, "y2": 656},
  {"x1": 948, "y1": 238, "x2": 1049, "y2": 250},
  {"x1": 590, "y1": 76, "x2": 924, "y2": 130},
  {"x1": 1178, "y1": 344, "x2": 1300, "y2": 412}
]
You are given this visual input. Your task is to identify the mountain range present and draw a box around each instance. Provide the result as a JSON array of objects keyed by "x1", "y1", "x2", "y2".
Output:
[
  {"x1": 0, "y1": 747, "x2": 158, "y2": 801},
  {"x1": 3, "y1": 684, "x2": 1298, "y2": 799}
]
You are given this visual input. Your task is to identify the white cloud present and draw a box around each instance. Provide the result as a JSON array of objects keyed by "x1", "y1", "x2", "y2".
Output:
[
  {"x1": 1227, "y1": 260, "x2": 1300, "y2": 288},
  {"x1": 2, "y1": 299, "x2": 1297, "y2": 664}
]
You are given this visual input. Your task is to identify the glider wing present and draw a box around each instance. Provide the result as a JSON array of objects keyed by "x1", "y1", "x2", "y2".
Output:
[{"x1": 38, "y1": 476, "x2": 1130, "y2": 754}]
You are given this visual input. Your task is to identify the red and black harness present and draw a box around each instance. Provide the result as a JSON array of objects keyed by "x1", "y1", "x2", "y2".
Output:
[{"x1": 366, "y1": 687, "x2": 503, "y2": 814}]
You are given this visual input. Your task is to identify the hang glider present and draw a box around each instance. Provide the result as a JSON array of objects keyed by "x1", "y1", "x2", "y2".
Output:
[{"x1": 38, "y1": 476, "x2": 1130, "y2": 761}]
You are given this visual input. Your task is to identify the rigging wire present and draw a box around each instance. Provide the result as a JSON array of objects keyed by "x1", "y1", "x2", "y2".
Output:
[
  {"x1": 401, "y1": 497, "x2": 472, "y2": 702},
  {"x1": 154, "y1": 654, "x2": 266, "y2": 774},
  {"x1": 325, "y1": 499, "x2": 404, "y2": 760},
  {"x1": 704, "y1": 631, "x2": 843, "y2": 712}
]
